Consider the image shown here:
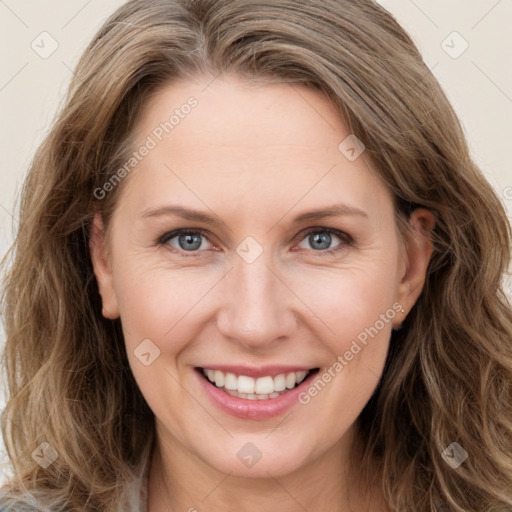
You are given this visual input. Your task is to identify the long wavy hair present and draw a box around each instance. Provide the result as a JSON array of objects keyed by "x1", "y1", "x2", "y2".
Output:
[{"x1": 1, "y1": 0, "x2": 511, "y2": 510}]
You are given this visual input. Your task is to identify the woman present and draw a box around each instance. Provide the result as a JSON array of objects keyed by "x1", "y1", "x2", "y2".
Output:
[{"x1": 1, "y1": 0, "x2": 511, "y2": 510}]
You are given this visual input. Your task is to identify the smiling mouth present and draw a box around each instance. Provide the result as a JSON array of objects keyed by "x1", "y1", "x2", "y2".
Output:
[{"x1": 196, "y1": 367, "x2": 320, "y2": 400}]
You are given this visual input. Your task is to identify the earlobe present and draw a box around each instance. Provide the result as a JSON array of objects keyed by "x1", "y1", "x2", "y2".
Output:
[
  {"x1": 393, "y1": 208, "x2": 436, "y2": 328},
  {"x1": 89, "y1": 213, "x2": 120, "y2": 319}
]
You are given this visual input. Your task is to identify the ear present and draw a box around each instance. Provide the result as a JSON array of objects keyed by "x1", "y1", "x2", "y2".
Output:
[
  {"x1": 89, "y1": 213, "x2": 120, "y2": 319},
  {"x1": 393, "y1": 208, "x2": 436, "y2": 328}
]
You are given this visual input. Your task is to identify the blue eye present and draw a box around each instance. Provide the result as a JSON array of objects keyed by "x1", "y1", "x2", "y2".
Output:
[
  {"x1": 298, "y1": 228, "x2": 348, "y2": 252},
  {"x1": 157, "y1": 227, "x2": 352, "y2": 256},
  {"x1": 158, "y1": 230, "x2": 211, "y2": 252}
]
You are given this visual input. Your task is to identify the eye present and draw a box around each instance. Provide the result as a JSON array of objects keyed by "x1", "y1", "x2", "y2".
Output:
[
  {"x1": 158, "y1": 229, "x2": 212, "y2": 253},
  {"x1": 296, "y1": 227, "x2": 352, "y2": 253},
  {"x1": 157, "y1": 227, "x2": 352, "y2": 256}
]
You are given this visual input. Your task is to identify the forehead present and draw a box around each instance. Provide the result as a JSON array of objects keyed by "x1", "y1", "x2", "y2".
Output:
[
  {"x1": 120, "y1": 74, "x2": 394, "y2": 223},
  {"x1": 136, "y1": 74, "x2": 349, "y2": 156}
]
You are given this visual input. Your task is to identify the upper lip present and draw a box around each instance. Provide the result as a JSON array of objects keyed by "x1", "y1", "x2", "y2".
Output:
[{"x1": 196, "y1": 365, "x2": 318, "y2": 378}]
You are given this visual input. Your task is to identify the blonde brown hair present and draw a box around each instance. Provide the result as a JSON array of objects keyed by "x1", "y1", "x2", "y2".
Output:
[{"x1": 1, "y1": 0, "x2": 511, "y2": 510}]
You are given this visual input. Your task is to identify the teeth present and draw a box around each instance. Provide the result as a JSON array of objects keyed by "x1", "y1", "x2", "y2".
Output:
[
  {"x1": 202, "y1": 368, "x2": 311, "y2": 398},
  {"x1": 285, "y1": 372, "x2": 296, "y2": 389},
  {"x1": 296, "y1": 371, "x2": 307, "y2": 382},
  {"x1": 274, "y1": 374, "x2": 286, "y2": 392},
  {"x1": 224, "y1": 372, "x2": 238, "y2": 390},
  {"x1": 214, "y1": 370, "x2": 224, "y2": 387},
  {"x1": 255, "y1": 376, "x2": 274, "y2": 394},
  {"x1": 237, "y1": 375, "x2": 255, "y2": 394}
]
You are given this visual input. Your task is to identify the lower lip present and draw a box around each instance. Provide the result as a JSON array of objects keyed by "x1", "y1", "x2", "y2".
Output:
[{"x1": 195, "y1": 368, "x2": 317, "y2": 420}]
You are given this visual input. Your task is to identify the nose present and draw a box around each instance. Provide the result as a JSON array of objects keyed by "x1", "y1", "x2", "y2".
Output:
[{"x1": 215, "y1": 248, "x2": 298, "y2": 350}]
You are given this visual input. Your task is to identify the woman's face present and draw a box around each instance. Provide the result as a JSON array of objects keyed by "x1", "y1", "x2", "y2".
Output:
[{"x1": 91, "y1": 74, "x2": 434, "y2": 479}]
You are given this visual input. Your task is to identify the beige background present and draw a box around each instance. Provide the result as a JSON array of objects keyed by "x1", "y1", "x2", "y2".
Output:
[{"x1": 0, "y1": 0, "x2": 511, "y2": 480}]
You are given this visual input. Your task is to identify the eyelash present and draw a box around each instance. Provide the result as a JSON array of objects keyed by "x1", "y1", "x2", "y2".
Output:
[{"x1": 156, "y1": 227, "x2": 353, "y2": 257}]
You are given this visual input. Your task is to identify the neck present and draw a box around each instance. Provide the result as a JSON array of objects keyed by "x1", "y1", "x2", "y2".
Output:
[{"x1": 146, "y1": 425, "x2": 389, "y2": 512}]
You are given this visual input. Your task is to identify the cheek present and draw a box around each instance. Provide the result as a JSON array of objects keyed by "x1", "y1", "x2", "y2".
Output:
[
  {"x1": 294, "y1": 265, "x2": 398, "y2": 431},
  {"x1": 288, "y1": 256, "x2": 400, "y2": 353},
  {"x1": 113, "y1": 263, "x2": 204, "y2": 350},
  {"x1": 112, "y1": 262, "x2": 205, "y2": 417}
]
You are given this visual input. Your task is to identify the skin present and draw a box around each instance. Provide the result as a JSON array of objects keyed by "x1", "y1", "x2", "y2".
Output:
[{"x1": 90, "y1": 74, "x2": 435, "y2": 512}]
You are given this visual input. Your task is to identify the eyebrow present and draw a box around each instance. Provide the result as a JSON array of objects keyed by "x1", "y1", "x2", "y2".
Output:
[
  {"x1": 140, "y1": 202, "x2": 368, "y2": 226},
  {"x1": 291, "y1": 203, "x2": 368, "y2": 223},
  {"x1": 140, "y1": 206, "x2": 226, "y2": 228}
]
